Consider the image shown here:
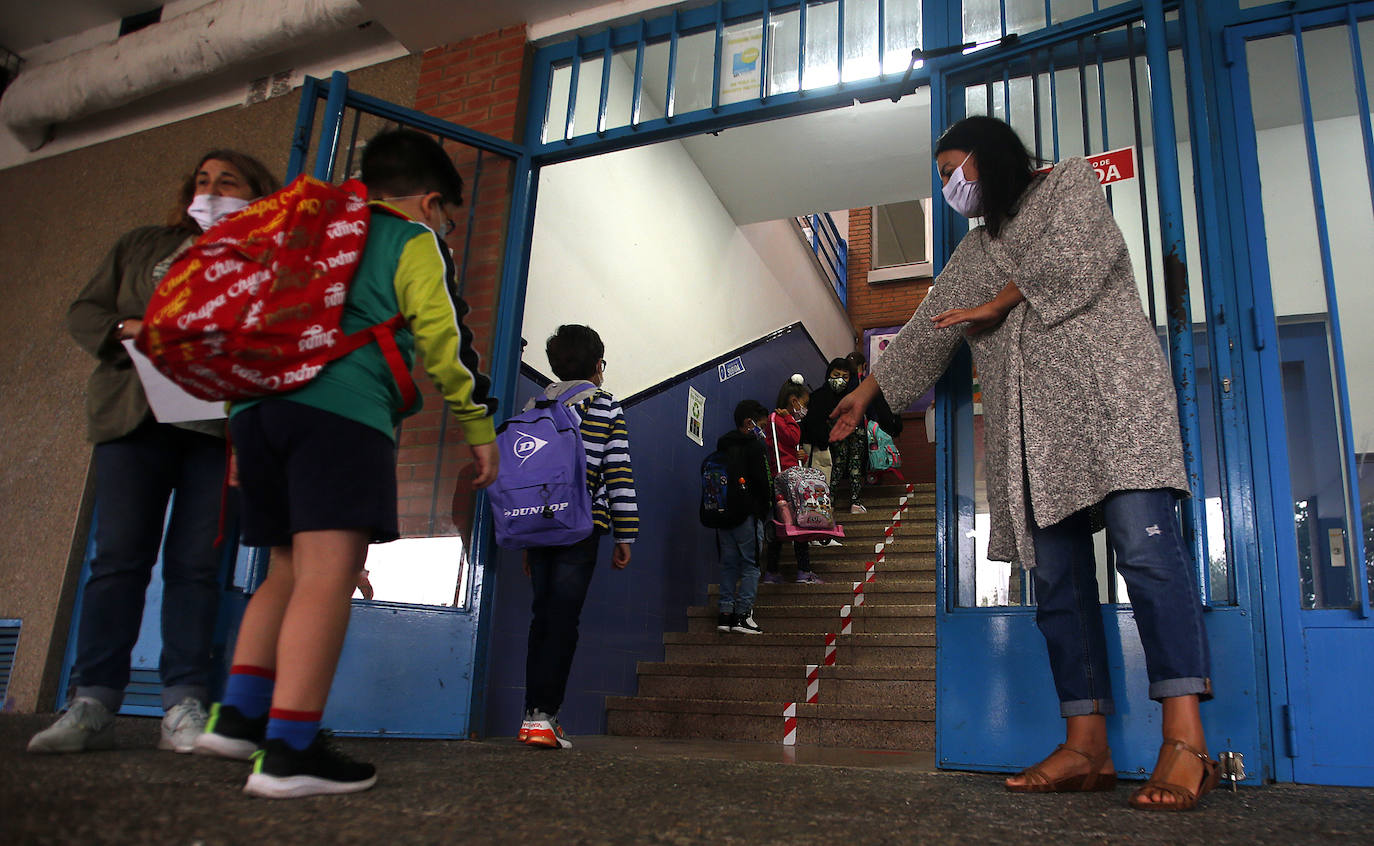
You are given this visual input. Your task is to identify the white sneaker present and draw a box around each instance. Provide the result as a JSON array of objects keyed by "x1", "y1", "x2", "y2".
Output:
[
  {"x1": 849, "y1": 503, "x2": 868, "y2": 514},
  {"x1": 730, "y1": 614, "x2": 763, "y2": 635},
  {"x1": 27, "y1": 697, "x2": 116, "y2": 754},
  {"x1": 524, "y1": 710, "x2": 572, "y2": 748},
  {"x1": 159, "y1": 697, "x2": 209, "y2": 753}
]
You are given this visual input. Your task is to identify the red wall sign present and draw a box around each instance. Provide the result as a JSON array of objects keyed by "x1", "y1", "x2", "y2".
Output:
[
  {"x1": 1088, "y1": 146, "x2": 1136, "y2": 185},
  {"x1": 1037, "y1": 146, "x2": 1136, "y2": 185}
]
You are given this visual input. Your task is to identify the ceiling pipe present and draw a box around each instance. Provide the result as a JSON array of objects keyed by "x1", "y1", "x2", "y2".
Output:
[{"x1": 0, "y1": 0, "x2": 369, "y2": 150}]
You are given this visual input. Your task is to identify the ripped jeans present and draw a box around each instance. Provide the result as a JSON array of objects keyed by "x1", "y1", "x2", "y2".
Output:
[{"x1": 1029, "y1": 488, "x2": 1213, "y2": 718}]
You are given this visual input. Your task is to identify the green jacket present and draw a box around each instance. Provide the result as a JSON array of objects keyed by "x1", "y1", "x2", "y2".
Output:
[
  {"x1": 67, "y1": 225, "x2": 223, "y2": 444},
  {"x1": 233, "y1": 203, "x2": 498, "y2": 444}
]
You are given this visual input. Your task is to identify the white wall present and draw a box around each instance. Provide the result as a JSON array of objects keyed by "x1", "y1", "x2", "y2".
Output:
[
  {"x1": 524, "y1": 139, "x2": 854, "y2": 398},
  {"x1": 524, "y1": 38, "x2": 853, "y2": 398}
]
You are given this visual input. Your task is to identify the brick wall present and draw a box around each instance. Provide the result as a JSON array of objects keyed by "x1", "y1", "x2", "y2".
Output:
[
  {"x1": 395, "y1": 26, "x2": 529, "y2": 538},
  {"x1": 843, "y1": 207, "x2": 937, "y2": 483}
]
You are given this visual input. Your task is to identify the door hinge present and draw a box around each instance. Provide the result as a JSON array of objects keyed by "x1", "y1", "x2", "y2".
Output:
[{"x1": 1282, "y1": 704, "x2": 1299, "y2": 758}]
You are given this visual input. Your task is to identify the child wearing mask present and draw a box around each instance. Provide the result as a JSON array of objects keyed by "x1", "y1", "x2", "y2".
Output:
[
  {"x1": 804, "y1": 357, "x2": 867, "y2": 515},
  {"x1": 761, "y1": 375, "x2": 824, "y2": 584}
]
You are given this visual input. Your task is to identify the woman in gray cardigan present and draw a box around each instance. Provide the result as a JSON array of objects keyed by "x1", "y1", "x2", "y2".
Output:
[
  {"x1": 830, "y1": 117, "x2": 1219, "y2": 811},
  {"x1": 30, "y1": 150, "x2": 278, "y2": 756}
]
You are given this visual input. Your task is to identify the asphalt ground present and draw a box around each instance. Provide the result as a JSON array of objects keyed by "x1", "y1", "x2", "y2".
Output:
[{"x1": 2, "y1": 714, "x2": 1371, "y2": 845}]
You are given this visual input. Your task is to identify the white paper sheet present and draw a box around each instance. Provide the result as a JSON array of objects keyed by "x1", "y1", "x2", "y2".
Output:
[{"x1": 122, "y1": 339, "x2": 227, "y2": 423}]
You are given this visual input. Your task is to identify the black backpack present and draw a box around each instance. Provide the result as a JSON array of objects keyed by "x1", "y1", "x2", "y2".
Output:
[{"x1": 699, "y1": 442, "x2": 754, "y2": 529}]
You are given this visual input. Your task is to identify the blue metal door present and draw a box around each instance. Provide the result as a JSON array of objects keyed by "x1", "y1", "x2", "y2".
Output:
[
  {"x1": 928, "y1": 3, "x2": 1265, "y2": 781},
  {"x1": 1221, "y1": 3, "x2": 1374, "y2": 787},
  {"x1": 264, "y1": 72, "x2": 534, "y2": 738}
]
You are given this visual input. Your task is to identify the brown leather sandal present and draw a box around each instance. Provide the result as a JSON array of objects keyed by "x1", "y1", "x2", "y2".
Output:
[
  {"x1": 1128, "y1": 738, "x2": 1222, "y2": 811},
  {"x1": 1006, "y1": 743, "x2": 1117, "y2": 793}
]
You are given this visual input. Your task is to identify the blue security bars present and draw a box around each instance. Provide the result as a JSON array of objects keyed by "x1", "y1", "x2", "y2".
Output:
[
  {"x1": 540, "y1": 1, "x2": 923, "y2": 146},
  {"x1": 796, "y1": 212, "x2": 850, "y2": 305},
  {"x1": 949, "y1": 13, "x2": 1233, "y2": 606},
  {"x1": 962, "y1": 0, "x2": 1132, "y2": 42},
  {"x1": 1239, "y1": 10, "x2": 1374, "y2": 614}
]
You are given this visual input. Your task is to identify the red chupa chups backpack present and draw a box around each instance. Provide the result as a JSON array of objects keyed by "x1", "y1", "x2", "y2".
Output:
[{"x1": 135, "y1": 174, "x2": 416, "y2": 409}]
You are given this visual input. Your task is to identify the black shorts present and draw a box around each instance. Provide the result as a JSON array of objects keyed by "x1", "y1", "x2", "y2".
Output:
[{"x1": 230, "y1": 400, "x2": 398, "y2": 547}]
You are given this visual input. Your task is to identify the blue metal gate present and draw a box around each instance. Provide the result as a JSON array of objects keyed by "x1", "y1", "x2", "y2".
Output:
[
  {"x1": 927, "y1": 2, "x2": 1265, "y2": 781},
  {"x1": 1220, "y1": 2, "x2": 1374, "y2": 788}
]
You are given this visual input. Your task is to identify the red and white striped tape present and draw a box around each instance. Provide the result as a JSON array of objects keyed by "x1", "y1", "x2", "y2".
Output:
[{"x1": 780, "y1": 485, "x2": 919, "y2": 745}]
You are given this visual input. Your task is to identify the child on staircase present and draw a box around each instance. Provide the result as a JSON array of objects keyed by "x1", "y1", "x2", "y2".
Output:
[{"x1": 761, "y1": 375, "x2": 824, "y2": 585}]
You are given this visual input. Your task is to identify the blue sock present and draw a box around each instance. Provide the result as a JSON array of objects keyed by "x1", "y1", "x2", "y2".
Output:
[
  {"x1": 267, "y1": 709, "x2": 322, "y2": 751},
  {"x1": 222, "y1": 667, "x2": 274, "y2": 719}
]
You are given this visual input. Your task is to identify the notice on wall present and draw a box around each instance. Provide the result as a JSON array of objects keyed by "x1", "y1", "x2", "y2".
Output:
[
  {"x1": 123, "y1": 340, "x2": 227, "y2": 423},
  {"x1": 718, "y1": 24, "x2": 764, "y2": 106},
  {"x1": 686, "y1": 386, "x2": 706, "y2": 446},
  {"x1": 1038, "y1": 145, "x2": 1136, "y2": 186},
  {"x1": 717, "y1": 356, "x2": 746, "y2": 382}
]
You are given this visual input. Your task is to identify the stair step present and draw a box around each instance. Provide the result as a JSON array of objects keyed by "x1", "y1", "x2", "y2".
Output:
[
  {"x1": 713, "y1": 580, "x2": 936, "y2": 606},
  {"x1": 632, "y1": 662, "x2": 935, "y2": 708},
  {"x1": 662, "y1": 632, "x2": 934, "y2": 666},
  {"x1": 605, "y1": 697, "x2": 935, "y2": 750},
  {"x1": 688, "y1": 604, "x2": 935, "y2": 634},
  {"x1": 802, "y1": 537, "x2": 934, "y2": 555}
]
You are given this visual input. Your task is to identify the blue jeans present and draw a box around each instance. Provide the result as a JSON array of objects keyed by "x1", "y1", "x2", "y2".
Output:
[
  {"x1": 74, "y1": 420, "x2": 227, "y2": 712},
  {"x1": 525, "y1": 532, "x2": 600, "y2": 715},
  {"x1": 718, "y1": 516, "x2": 763, "y2": 616},
  {"x1": 1030, "y1": 488, "x2": 1212, "y2": 718}
]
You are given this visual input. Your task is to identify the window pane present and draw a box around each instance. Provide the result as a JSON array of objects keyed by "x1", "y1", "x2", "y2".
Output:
[{"x1": 872, "y1": 199, "x2": 930, "y2": 267}]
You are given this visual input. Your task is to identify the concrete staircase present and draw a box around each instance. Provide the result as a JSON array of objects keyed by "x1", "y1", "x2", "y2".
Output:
[{"x1": 606, "y1": 484, "x2": 937, "y2": 750}]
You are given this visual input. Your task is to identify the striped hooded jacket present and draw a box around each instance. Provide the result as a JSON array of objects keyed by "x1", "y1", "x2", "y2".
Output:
[{"x1": 536, "y1": 380, "x2": 639, "y2": 544}]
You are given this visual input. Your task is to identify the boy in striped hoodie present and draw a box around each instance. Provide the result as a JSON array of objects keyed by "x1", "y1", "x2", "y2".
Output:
[{"x1": 520, "y1": 324, "x2": 638, "y2": 748}]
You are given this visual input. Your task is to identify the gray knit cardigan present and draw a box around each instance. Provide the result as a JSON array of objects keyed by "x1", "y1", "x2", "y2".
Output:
[{"x1": 872, "y1": 156, "x2": 1188, "y2": 567}]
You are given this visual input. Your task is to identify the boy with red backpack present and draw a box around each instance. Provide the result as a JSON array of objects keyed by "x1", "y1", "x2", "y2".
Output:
[{"x1": 191, "y1": 129, "x2": 499, "y2": 798}]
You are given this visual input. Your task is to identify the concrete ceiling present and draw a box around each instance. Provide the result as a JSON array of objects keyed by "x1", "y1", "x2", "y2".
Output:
[
  {"x1": 0, "y1": 0, "x2": 158, "y2": 52},
  {"x1": 678, "y1": 90, "x2": 935, "y2": 224}
]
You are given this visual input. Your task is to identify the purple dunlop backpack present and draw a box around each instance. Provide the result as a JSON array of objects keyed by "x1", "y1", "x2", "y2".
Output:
[{"x1": 488, "y1": 382, "x2": 597, "y2": 550}]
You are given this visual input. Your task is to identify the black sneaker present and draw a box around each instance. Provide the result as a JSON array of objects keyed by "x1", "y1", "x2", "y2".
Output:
[
  {"x1": 243, "y1": 733, "x2": 377, "y2": 799},
  {"x1": 193, "y1": 703, "x2": 267, "y2": 760},
  {"x1": 730, "y1": 613, "x2": 763, "y2": 635},
  {"x1": 716, "y1": 612, "x2": 733, "y2": 632}
]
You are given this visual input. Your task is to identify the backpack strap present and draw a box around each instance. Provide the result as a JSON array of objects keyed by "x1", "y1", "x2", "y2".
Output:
[{"x1": 331, "y1": 314, "x2": 418, "y2": 412}]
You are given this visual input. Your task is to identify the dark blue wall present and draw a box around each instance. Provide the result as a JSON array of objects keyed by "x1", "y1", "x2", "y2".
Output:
[{"x1": 482, "y1": 324, "x2": 828, "y2": 736}]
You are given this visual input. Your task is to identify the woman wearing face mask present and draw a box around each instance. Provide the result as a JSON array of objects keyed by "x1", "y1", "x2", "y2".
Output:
[
  {"x1": 761, "y1": 375, "x2": 824, "y2": 585},
  {"x1": 30, "y1": 151, "x2": 279, "y2": 757},
  {"x1": 802, "y1": 358, "x2": 868, "y2": 515},
  {"x1": 829, "y1": 116, "x2": 1218, "y2": 812}
]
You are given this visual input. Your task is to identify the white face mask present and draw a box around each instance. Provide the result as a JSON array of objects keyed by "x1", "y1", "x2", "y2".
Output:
[
  {"x1": 941, "y1": 152, "x2": 983, "y2": 218},
  {"x1": 187, "y1": 193, "x2": 251, "y2": 231}
]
